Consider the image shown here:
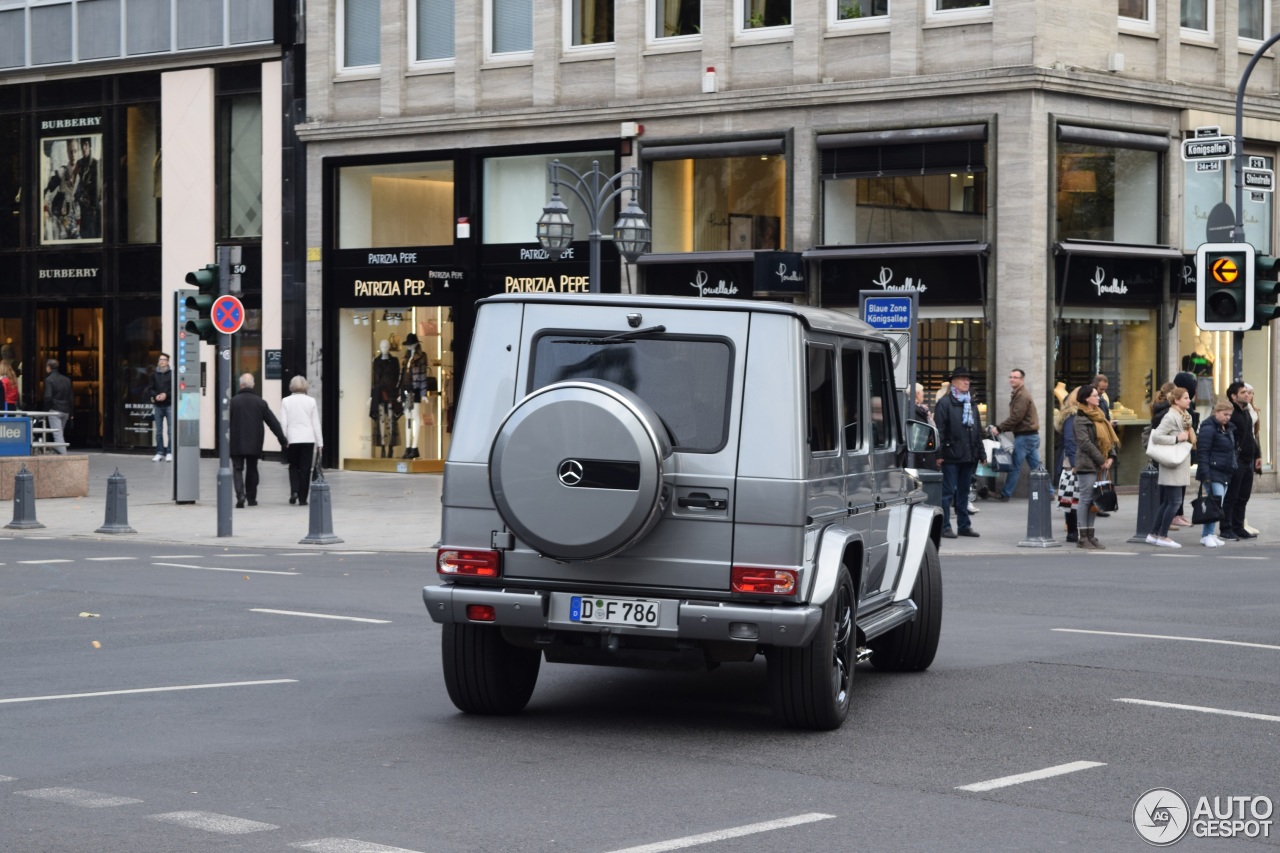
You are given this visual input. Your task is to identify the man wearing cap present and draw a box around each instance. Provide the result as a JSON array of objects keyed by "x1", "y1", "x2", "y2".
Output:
[
  {"x1": 989, "y1": 368, "x2": 1041, "y2": 501},
  {"x1": 934, "y1": 365, "x2": 986, "y2": 538}
]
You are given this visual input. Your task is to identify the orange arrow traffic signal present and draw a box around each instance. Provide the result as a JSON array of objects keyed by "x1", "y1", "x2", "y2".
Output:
[{"x1": 1211, "y1": 257, "x2": 1239, "y2": 284}]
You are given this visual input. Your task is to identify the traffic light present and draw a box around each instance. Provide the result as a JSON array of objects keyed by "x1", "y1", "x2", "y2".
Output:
[
  {"x1": 1252, "y1": 255, "x2": 1280, "y2": 330},
  {"x1": 1196, "y1": 242, "x2": 1254, "y2": 332},
  {"x1": 183, "y1": 263, "x2": 221, "y2": 344}
]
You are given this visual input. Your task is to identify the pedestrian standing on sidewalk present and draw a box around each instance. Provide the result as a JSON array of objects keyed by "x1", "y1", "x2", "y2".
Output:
[
  {"x1": 990, "y1": 368, "x2": 1041, "y2": 501},
  {"x1": 279, "y1": 375, "x2": 323, "y2": 506},
  {"x1": 229, "y1": 373, "x2": 287, "y2": 509},
  {"x1": 1169, "y1": 372, "x2": 1202, "y2": 528},
  {"x1": 1073, "y1": 384, "x2": 1118, "y2": 550},
  {"x1": 1197, "y1": 399, "x2": 1237, "y2": 547},
  {"x1": 42, "y1": 359, "x2": 72, "y2": 453},
  {"x1": 935, "y1": 365, "x2": 985, "y2": 539},
  {"x1": 1056, "y1": 386, "x2": 1083, "y2": 543},
  {"x1": 1146, "y1": 386, "x2": 1195, "y2": 548},
  {"x1": 0, "y1": 358, "x2": 18, "y2": 413},
  {"x1": 148, "y1": 353, "x2": 173, "y2": 462},
  {"x1": 1221, "y1": 381, "x2": 1260, "y2": 541},
  {"x1": 1242, "y1": 382, "x2": 1262, "y2": 536}
]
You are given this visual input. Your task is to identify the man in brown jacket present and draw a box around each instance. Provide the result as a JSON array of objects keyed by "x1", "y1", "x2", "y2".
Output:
[{"x1": 989, "y1": 368, "x2": 1041, "y2": 501}]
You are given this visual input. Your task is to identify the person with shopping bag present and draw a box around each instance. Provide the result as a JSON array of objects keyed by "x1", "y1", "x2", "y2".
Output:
[
  {"x1": 1195, "y1": 399, "x2": 1237, "y2": 547},
  {"x1": 1145, "y1": 386, "x2": 1195, "y2": 548},
  {"x1": 280, "y1": 375, "x2": 324, "y2": 507},
  {"x1": 1072, "y1": 384, "x2": 1119, "y2": 550},
  {"x1": 1055, "y1": 386, "x2": 1084, "y2": 543}
]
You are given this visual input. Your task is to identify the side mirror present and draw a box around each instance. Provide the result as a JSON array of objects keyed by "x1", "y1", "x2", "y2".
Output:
[{"x1": 906, "y1": 419, "x2": 937, "y2": 453}]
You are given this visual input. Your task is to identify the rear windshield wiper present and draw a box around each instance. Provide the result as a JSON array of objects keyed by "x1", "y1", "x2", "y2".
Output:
[{"x1": 554, "y1": 325, "x2": 667, "y2": 345}]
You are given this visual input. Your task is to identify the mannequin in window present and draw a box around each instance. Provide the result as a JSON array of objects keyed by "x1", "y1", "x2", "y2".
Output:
[
  {"x1": 1182, "y1": 332, "x2": 1214, "y2": 404},
  {"x1": 398, "y1": 333, "x2": 430, "y2": 459},
  {"x1": 370, "y1": 339, "x2": 401, "y2": 458}
]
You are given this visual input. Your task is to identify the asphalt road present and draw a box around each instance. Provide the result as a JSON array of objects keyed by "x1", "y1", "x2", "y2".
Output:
[{"x1": 2, "y1": 535, "x2": 1279, "y2": 852}]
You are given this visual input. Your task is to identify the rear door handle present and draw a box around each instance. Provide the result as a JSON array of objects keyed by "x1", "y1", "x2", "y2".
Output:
[{"x1": 678, "y1": 493, "x2": 727, "y2": 510}]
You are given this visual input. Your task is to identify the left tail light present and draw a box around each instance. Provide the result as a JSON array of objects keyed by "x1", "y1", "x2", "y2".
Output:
[
  {"x1": 437, "y1": 549, "x2": 501, "y2": 578},
  {"x1": 731, "y1": 566, "x2": 798, "y2": 595}
]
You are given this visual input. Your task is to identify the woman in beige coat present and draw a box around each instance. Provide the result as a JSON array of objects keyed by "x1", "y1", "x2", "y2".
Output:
[{"x1": 1146, "y1": 387, "x2": 1195, "y2": 548}]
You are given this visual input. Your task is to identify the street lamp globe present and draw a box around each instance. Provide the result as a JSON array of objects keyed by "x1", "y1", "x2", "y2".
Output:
[
  {"x1": 613, "y1": 197, "x2": 652, "y2": 263},
  {"x1": 536, "y1": 192, "x2": 574, "y2": 253}
]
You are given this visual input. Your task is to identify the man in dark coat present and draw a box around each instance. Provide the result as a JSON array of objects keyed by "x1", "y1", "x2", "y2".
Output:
[
  {"x1": 934, "y1": 365, "x2": 986, "y2": 538},
  {"x1": 43, "y1": 358, "x2": 73, "y2": 454},
  {"x1": 229, "y1": 373, "x2": 287, "y2": 508},
  {"x1": 1221, "y1": 380, "x2": 1260, "y2": 541}
]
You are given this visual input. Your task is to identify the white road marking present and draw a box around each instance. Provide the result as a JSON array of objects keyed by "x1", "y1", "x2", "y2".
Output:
[
  {"x1": 1222, "y1": 555, "x2": 1267, "y2": 560},
  {"x1": 1053, "y1": 628, "x2": 1280, "y2": 652},
  {"x1": 279, "y1": 552, "x2": 324, "y2": 557},
  {"x1": 85, "y1": 557, "x2": 136, "y2": 561},
  {"x1": 17, "y1": 787, "x2": 142, "y2": 808},
  {"x1": 331, "y1": 551, "x2": 377, "y2": 555},
  {"x1": 18, "y1": 559, "x2": 72, "y2": 564},
  {"x1": 218, "y1": 554, "x2": 264, "y2": 558},
  {"x1": 1116, "y1": 698, "x2": 1280, "y2": 723},
  {"x1": 956, "y1": 760, "x2": 1106, "y2": 792},
  {"x1": 0, "y1": 775, "x2": 16, "y2": 781},
  {"x1": 603, "y1": 813, "x2": 837, "y2": 853},
  {"x1": 153, "y1": 562, "x2": 298, "y2": 576},
  {"x1": 292, "y1": 839, "x2": 427, "y2": 853},
  {"x1": 250, "y1": 609, "x2": 391, "y2": 624},
  {"x1": 0, "y1": 679, "x2": 297, "y2": 705},
  {"x1": 150, "y1": 554, "x2": 204, "y2": 559},
  {"x1": 148, "y1": 811, "x2": 278, "y2": 834}
]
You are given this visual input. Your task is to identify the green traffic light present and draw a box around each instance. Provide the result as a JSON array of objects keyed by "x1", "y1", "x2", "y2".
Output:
[
  {"x1": 183, "y1": 262, "x2": 221, "y2": 343},
  {"x1": 185, "y1": 263, "x2": 220, "y2": 294},
  {"x1": 1252, "y1": 255, "x2": 1280, "y2": 329}
]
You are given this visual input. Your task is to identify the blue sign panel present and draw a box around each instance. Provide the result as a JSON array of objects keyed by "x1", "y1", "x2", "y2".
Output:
[
  {"x1": 862, "y1": 296, "x2": 914, "y2": 330},
  {"x1": 0, "y1": 417, "x2": 32, "y2": 457}
]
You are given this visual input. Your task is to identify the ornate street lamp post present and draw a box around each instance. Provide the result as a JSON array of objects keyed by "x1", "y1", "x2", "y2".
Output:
[{"x1": 536, "y1": 159, "x2": 651, "y2": 293}]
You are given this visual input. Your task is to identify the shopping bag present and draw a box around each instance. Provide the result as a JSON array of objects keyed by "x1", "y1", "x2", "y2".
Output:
[
  {"x1": 1191, "y1": 483, "x2": 1223, "y2": 525},
  {"x1": 991, "y1": 447, "x2": 1014, "y2": 472},
  {"x1": 1092, "y1": 479, "x2": 1119, "y2": 513}
]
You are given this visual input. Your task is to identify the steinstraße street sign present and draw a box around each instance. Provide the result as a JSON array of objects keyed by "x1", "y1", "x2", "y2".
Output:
[{"x1": 211, "y1": 294, "x2": 245, "y2": 335}]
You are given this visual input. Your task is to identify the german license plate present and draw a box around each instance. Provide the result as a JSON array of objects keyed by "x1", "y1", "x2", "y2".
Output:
[{"x1": 569, "y1": 595, "x2": 660, "y2": 627}]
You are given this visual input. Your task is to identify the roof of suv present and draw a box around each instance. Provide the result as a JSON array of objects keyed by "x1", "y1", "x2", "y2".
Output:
[{"x1": 479, "y1": 293, "x2": 877, "y2": 337}]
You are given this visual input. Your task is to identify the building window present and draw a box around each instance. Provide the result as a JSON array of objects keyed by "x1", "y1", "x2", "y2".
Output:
[
  {"x1": 935, "y1": 0, "x2": 989, "y2": 10},
  {"x1": 739, "y1": 0, "x2": 791, "y2": 31},
  {"x1": 217, "y1": 94, "x2": 262, "y2": 240},
  {"x1": 650, "y1": 154, "x2": 786, "y2": 252},
  {"x1": 414, "y1": 0, "x2": 455, "y2": 62},
  {"x1": 1240, "y1": 0, "x2": 1266, "y2": 40},
  {"x1": 0, "y1": 115, "x2": 19, "y2": 249},
  {"x1": 833, "y1": 0, "x2": 887, "y2": 22},
  {"x1": 1118, "y1": 0, "x2": 1150, "y2": 23},
  {"x1": 1056, "y1": 141, "x2": 1159, "y2": 244},
  {"x1": 569, "y1": 0, "x2": 612, "y2": 47},
  {"x1": 482, "y1": 151, "x2": 612, "y2": 244},
  {"x1": 337, "y1": 161, "x2": 455, "y2": 249},
  {"x1": 1181, "y1": 0, "x2": 1210, "y2": 32},
  {"x1": 1183, "y1": 152, "x2": 1271, "y2": 254},
  {"x1": 123, "y1": 103, "x2": 160, "y2": 244},
  {"x1": 342, "y1": 0, "x2": 381, "y2": 69},
  {"x1": 490, "y1": 0, "x2": 533, "y2": 56},
  {"x1": 652, "y1": 0, "x2": 699, "y2": 40}
]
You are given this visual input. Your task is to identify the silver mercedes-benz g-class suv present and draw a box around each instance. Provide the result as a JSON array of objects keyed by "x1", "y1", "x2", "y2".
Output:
[{"x1": 424, "y1": 293, "x2": 942, "y2": 730}]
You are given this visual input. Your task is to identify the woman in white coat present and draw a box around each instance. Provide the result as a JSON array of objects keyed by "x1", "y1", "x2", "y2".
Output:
[
  {"x1": 279, "y1": 375, "x2": 324, "y2": 505},
  {"x1": 1146, "y1": 386, "x2": 1195, "y2": 548}
]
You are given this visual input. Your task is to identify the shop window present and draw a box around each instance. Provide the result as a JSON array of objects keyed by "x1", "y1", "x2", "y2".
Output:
[
  {"x1": 414, "y1": 0, "x2": 455, "y2": 62},
  {"x1": 652, "y1": 0, "x2": 699, "y2": 40},
  {"x1": 338, "y1": 161, "x2": 455, "y2": 249},
  {"x1": 1119, "y1": 0, "x2": 1150, "y2": 23},
  {"x1": 1240, "y1": 0, "x2": 1267, "y2": 39},
  {"x1": 1181, "y1": 0, "x2": 1209, "y2": 32},
  {"x1": 650, "y1": 154, "x2": 786, "y2": 253},
  {"x1": 916, "y1": 318, "x2": 987, "y2": 407},
  {"x1": 0, "y1": 306, "x2": 23, "y2": 390},
  {"x1": 341, "y1": 0, "x2": 381, "y2": 70},
  {"x1": 739, "y1": 0, "x2": 791, "y2": 32},
  {"x1": 482, "y1": 151, "x2": 611, "y2": 244},
  {"x1": 113, "y1": 299, "x2": 163, "y2": 448},
  {"x1": 0, "y1": 116, "x2": 18, "y2": 249},
  {"x1": 489, "y1": 0, "x2": 532, "y2": 57},
  {"x1": 1184, "y1": 152, "x2": 1272, "y2": 254},
  {"x1": 1055, "y1": 142, "x2": 1159, "y2": 244},
  {"x1": 39, "y1": 133, "x2": 102, "y2": 245},
  {"x1": 568, "y1": 0, "x2": 612, "y2": 46},
  {"x1": 832, "y1": 0, "x2": 887, "y2": 23},
  {"x1": 123, "y1": 103, "x2": 159, "y2": 245},
  {"x1": 217, "y1": 94, "x2": 262, "y2": 240}
]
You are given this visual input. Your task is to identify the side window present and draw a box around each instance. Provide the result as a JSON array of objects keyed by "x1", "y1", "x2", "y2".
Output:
[
  {"x1": 806, "y1": 345, "x2": 838, "y2": 454},
  {"x1": 840, "y1": 345, "x2": 864, "y2": 452},
  {"x1": 868, "y1": 347, "x2": 896, "y2": 449}
]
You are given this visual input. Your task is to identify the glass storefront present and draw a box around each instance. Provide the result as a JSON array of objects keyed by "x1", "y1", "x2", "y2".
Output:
[
  {"x1": 338, "y1": 160, "x2": 455, "y2": 248},
  {"x1": 650, "y1": 153, "x2": 786, "y2": 252}
]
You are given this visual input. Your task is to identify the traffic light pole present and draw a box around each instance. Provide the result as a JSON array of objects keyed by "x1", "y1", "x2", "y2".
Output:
[
  {"x1": 216, "y1": 245, "x2": 232, "y2": 538},
  {"x1": 1230, "y1": 29, "x2": 1280, "y2": 380}
]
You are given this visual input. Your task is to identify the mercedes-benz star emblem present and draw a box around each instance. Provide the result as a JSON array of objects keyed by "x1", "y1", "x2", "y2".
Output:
[{"x1": 558, "y1": 459, "x2": 584, "y2": 487}]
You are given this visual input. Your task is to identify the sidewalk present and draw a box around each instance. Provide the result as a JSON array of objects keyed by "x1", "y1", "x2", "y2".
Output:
[{"x1": 1, "y1": 452, "x2": 440, "y2": 553}]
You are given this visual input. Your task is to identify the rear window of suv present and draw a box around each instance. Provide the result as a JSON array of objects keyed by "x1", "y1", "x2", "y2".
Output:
[{"x1": 529, "y1": 332, "x2": 733, "y2": 453}]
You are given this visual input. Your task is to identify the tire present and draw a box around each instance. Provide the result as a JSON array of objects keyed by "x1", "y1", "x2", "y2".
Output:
[
  {"x1": 768, "y1": 567, "x2": 856, "y2": 730},
  {"x1": 441, "y1": 623, "x2": 541, "y2": 715},
  {"x1": 869, "y1": 539, "x2": 942, "y2": 672}
]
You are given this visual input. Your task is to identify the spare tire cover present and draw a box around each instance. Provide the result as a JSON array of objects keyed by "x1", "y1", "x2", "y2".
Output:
[{"x1": 490, "y1": 381, "x2": 671, "y2": 562}]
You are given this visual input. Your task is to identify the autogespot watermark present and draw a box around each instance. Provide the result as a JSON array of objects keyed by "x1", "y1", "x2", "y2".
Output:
[{"x1": 1133, "y1": 788, "x2": 1274, "y2": 845}]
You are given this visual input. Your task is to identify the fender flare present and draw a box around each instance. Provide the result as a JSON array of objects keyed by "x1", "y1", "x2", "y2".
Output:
[
  {"x1": 894, "y1": 503, "x2": 943, "y2": 602},
  {"x1": 808, "y1": 523, "x2": 865, "y2": 607}
]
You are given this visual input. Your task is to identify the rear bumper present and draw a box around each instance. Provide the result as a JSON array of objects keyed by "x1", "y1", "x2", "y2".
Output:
[{"x1": 422, "y1": 584, "x2": 824, "y2": 648}]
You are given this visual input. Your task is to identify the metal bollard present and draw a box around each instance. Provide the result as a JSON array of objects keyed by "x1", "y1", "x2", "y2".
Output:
[
  {"x1": 1126, "y1": 461, "x2": 1160, "y2": 543},
  {"x1": 299, "y1": 467, "x2": 343, "y2": 545},
  {"x1": 6, "y1": 463, "x2": 46, "y2": 530},
  {"x1": 95, "y1": 468, "x2": 136, "y2": 534},
  {"x1": 1018, "y1": 466, "x2": 1060, "y2": 548}
]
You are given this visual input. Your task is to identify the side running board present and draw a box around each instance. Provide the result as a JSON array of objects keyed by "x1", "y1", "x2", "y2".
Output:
[{"x1": 856, "y1": 600, "x2": 918, "y2": 642}]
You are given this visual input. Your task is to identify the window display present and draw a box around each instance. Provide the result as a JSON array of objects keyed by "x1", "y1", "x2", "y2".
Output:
[{"x1": 339, "y1": 306, "x2": 453, "y2": 470}]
